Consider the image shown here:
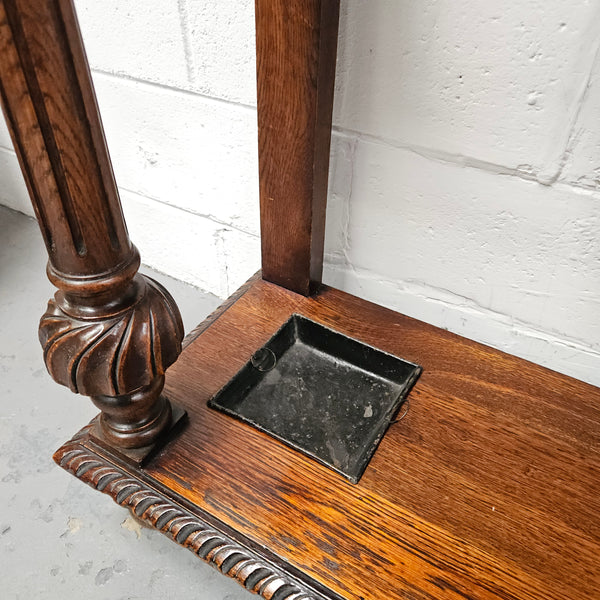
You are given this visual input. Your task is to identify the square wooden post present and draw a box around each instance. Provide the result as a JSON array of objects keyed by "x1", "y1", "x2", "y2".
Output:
[{"x1": 256, "y1": 0, "x2": 340, "y2": 295}]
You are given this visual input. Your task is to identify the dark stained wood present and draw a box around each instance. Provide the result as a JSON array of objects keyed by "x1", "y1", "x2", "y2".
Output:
[
  {"x1": 256, "y1": 0, "x2": 340, "y2": 295},
  {"x1": 0, "y1": 0, "x2": 184, "y2": 448},
  {"x1": 143, "y1": 278, "x2": 599, "y2": 600}
]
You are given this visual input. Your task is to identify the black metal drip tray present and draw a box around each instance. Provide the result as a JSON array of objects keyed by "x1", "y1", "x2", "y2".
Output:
[{"x1": 208, "y1": 314, "x2": 421, "y2": 483}]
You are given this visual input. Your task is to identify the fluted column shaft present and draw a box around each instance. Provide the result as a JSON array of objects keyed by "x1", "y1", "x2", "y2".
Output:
[{"x1": 0, "y1": 0, "x2": 184, "y2": 448}]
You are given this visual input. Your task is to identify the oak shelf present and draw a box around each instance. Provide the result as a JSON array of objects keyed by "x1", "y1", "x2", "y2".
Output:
[{"x1": 55, "y1": 276, "x2": 600, "y2": 600}]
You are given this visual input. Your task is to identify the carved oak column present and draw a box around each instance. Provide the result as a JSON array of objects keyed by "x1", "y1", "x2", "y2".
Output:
[{"x1": 0, "y1": 0, "x2": 184, "y2": 448}]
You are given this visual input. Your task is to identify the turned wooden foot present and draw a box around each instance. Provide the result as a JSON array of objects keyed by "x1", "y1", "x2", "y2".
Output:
[{"x1": 40, "y1": 269, "x2": 183, "y2": 448}]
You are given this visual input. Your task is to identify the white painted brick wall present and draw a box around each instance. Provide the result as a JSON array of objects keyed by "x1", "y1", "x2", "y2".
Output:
[
  {"x1": 334, "y1": 1, "x2": 600, "y2": 180},
  {"x1": 1, "y1": 1, "x2": 598, "y2": 386},
  {"x1": 75, "y1": 0, "x2": 190, "y2": 89}
]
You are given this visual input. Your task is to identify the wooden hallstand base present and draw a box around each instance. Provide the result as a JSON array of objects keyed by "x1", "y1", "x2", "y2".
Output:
[
  {"x1": 4, "y1": 2, "x2": 597, "y2": 598},
  {"x1": 54, "y1": 277, "x2": 600, "y2": 600}
]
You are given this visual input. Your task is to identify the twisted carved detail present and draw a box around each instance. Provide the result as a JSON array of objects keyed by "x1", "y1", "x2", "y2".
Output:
[
  {"x1": 38, "y1": 273, "x2": 184, "y2": 448},
  {"x1": 54, "y1": 424, "x2": 325, "y2": 600},
  {"x1": 39, "y1": 275, "x2": 183, "y2": 397}
]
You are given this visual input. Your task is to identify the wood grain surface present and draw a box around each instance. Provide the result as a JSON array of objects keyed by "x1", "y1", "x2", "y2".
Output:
[
  {"x1": 132, "y1": 278, "x2": 600, "y2": 600},
  {"x1": 256, "y1": 0, "x2": 339, "y2": 295},
  {"x1": 55, "y1": 423, "x2": 336, "y2": 600}
]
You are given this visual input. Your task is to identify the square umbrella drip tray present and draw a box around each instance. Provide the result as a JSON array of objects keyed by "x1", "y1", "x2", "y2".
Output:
[{"x1": 208, "y1": 314, "x2": 422, "y2": 483}]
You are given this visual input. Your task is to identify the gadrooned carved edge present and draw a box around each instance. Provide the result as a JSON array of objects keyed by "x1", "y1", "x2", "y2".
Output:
[{"x1": 54, "y1": 425, "x2": 326, "y2": 600}]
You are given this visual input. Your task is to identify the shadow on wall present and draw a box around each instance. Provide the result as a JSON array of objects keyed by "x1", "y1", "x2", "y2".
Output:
[{"x1": 0, "y1": 116, "x2": 33, "y2": 217}]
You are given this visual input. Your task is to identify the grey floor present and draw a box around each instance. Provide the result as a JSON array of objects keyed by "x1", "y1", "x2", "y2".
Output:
[{"x1": 0, "y1": 206, "x2": 254, "y2": 599}]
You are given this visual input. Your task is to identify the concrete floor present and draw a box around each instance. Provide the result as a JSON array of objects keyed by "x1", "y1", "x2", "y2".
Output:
[{"x1": 0, "y1": 206, "x2": 254, "y2": 599}]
